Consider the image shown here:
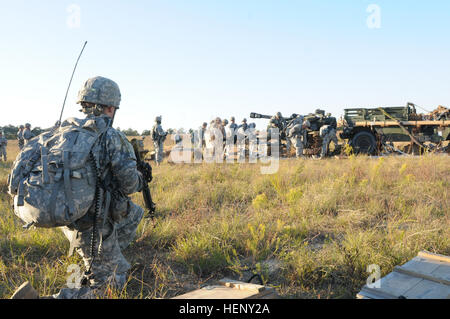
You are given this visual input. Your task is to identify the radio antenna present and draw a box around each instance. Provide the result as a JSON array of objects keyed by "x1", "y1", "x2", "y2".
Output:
[{"x1": 58, "y1": 41, "x2": 88, "y2": 125}]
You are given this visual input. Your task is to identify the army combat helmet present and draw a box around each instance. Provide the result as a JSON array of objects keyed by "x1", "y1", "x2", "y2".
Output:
[{"x1": 77, "y1": 76, "x2": 121, "y2": 110}]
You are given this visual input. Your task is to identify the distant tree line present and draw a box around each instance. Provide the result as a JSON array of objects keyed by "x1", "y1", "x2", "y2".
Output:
[
  {"x1": 1, "y1": 125, "x2": 187, "y2": 139},
  {"x1": 0, "y1": 125, "x2": 43, "y2": 140}
]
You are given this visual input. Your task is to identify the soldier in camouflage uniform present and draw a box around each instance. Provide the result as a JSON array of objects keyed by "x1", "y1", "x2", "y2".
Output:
[
  {"x1": 210, "y1": 117, "x2": 224, "y2": 161},
  {"x1": 10, "y1": 76, "x2": 148, "y2": 299},
  {"x1": 198, "y1": 122, "x2": 207, "y2": 150},
  {"x1": 247, "y1": 122, "x2": 258, "y2": 160},
  {"x1": 287, "y1": 116, "x2": 310, "y2": 158},
  {"x1": 236, "y1": 119, "x2": 248, "y2": 160},
  {"x1": 225, "y1": 117, "x2": 238, "y2": 157},
  {"x1": 229, "y1": 117, "x2": 238, "y2": 144},
  {"x1": 0, "y1": 131, "x2": 7, "y2": 161},
  {"x1": 23, "y1": 123, "x2": 33, "y2": 145},
  {"x1": 152, "y1": 116, "x2": 167, "y2": 165},
  {"x1": 268, "y1": 112, "x2": 290, "y2": 154},
  {"x1": 319, "y1": 124, "x2": 338, "y2": 158},
  {"x1": 17, "y1": 125, "x2": 25, "y2": 150}
]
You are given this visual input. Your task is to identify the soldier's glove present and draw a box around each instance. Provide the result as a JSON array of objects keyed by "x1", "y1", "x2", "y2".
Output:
[{"x1": 138, "y1": 162, "x2": 153, "y2": 183}]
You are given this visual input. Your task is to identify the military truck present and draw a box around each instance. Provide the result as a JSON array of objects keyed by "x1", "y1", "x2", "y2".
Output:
[
  {"x1": 250, "y1": 110, "x2": 338, "y2": 156},
  {"x1": 340, "y1": 102, "x2": 450, "y2": 154}
]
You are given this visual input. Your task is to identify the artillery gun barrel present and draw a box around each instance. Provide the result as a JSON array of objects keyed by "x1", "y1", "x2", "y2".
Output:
[
  {"x1": 250, "y1": 112, "x2": 298, "y2": 121},
  {"x1": 250, "y1": 112, "x2": 272, "y2": 120}
]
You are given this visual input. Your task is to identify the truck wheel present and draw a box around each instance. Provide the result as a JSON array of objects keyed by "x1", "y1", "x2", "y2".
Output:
[{"x1": 351, "y1": 131, "x2": 377, "y2": 154}]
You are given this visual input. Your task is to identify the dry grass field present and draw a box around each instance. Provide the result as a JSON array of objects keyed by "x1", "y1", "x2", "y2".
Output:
[{"x1": 0, "y1": 139, "x2": 448, "y2": 298}]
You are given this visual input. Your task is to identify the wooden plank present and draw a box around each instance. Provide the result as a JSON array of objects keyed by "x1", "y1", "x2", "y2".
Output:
[
  {"x1": 172, "y1": 278, "x2": 279, "y2": 299},
  {"x1": 246, "y1": 287, "x2": 279, "y2": 299},
  {"x1": 359, "y1": 286, "x2": 402, "y2": 299},
  {"x1": 393, "y1": 266, "x2": 450, "y2": 286},
  {"x1": 430, "y1": 265, "x2": 450, "y2": 283},
  {"x1": 218, "y1": 278, "x2": 266, "y2": 293},
  {"x1": 417, "y1": 251, "x2": 450, "y2": 264},
  {"x1": 370, "y1": 271, "x2": 423, "y2": 297},
  {"x1": 172, "y1": 286, "x2": 256, "y2": 299},
  {"x1": 357, "y1": 251, "x2": 450, "y2": 299},
  {"x1": 401, "y1": 258, "x2": 442, "y2": 275},
  {"x1": 400, "y1": 280, "x2": 450, "y2": 299}
]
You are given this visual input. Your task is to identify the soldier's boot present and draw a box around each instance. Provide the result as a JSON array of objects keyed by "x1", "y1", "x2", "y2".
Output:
[{"x1": 10, "y1": 281, "x2": 39, "y2": 299}]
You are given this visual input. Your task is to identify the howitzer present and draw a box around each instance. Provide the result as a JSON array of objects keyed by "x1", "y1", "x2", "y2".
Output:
[
  {"x1": 250, "y1": 112, "x2": 298, "y2": 122},
  {"x1": 250, "y1": 112, "x2": 299, "y2": 141},
  {"x1": 131, "y1": 138, "x2": 156, "y2": 219}
]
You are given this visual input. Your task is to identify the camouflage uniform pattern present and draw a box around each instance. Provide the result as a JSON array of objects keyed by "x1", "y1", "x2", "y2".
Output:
[
  {"x1": 287, "y1": 116, "x2": 305, "y2": 158},
  {"x1": 225, "y1": 120, "x2": 238, "y2": 157},
  {"x1": 17, "y1": 128, "x2": 25, "y2": 150},
  {"x1": 54, "y1": 115, "x2": 144, "y2": 299},
  {"x1": 152, "y1": 123, "x2": 166, "y2": 164},
  {"x1": 77, "y1": 77, "x2": 121, "y2": 108},
  {"x1": 320, "y1": 125, "x2": 338, "y2": 157},
  {"x1": 210, "y1": 119, "x2": 225, "y2": 161},
  {"x1": 23, "y1": 128, "x2": 33, "y2": 144},
  {"x1": 0, "y1": 135, "x2": 7, "y2": 161},
  {"x1": 247, "y1": 123, "x2": 258, "y2": 160}
]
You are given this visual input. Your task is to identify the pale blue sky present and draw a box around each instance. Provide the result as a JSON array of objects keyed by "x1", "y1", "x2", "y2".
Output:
[{"x1": 1, "y1": 0, "x2": 449, "y2": 132}]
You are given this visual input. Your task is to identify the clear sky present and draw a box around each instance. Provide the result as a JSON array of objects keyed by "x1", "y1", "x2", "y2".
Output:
[{"x1": 1, "y1": 0, "x2": 449, "y2": 132}]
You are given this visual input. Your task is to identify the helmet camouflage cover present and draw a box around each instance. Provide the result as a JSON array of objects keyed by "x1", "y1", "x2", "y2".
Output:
[
  {"x1": 77, "y1": 76, "x2": 121, "y2": 108},
  {"x1": 315, "y1": 109, "x2": 325, "y2": 116}
]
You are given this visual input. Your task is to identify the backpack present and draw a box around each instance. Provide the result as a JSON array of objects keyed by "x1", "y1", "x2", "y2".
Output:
[{"x1": 8, "y1": 117, "x2": 109, "y2": 228}]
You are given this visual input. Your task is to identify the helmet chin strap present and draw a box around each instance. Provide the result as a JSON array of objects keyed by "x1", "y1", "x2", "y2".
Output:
[{"x1": 109, "y1": 108, "x2": 117, "y2": 127}]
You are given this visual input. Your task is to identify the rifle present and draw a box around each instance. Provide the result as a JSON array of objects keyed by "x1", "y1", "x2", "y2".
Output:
[{"x1": 131, "y1": 138, "x2": 156, "y2": 220}]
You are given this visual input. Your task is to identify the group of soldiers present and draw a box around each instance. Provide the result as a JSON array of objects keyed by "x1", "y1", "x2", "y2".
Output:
[
  {"x1": 150, "y1": 111, "x2": 339, "y2": 164},
  {"x1": 151, "y1": 115, "x2": 259, "y2": 164},
  {"x1": 0, "y1": 123, "x2": 33, "y2": 162},
  {"x1": 195, "y1": 116, "x2": 258, "y2": 160},
  {"x1": 190, "y1": 112, "x2": 339, "y2": 160},
  {"x1": 266, "y1": 111, "x2": 339, "y2": 158}
]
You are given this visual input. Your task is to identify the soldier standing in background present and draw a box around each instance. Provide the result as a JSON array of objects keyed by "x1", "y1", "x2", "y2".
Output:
[
  {"x1": 287, "y1": 116, "x2": 310, "y2": 158},
  {"x1": 23, "y1": 123, "x2": 33, "y2": 145},
  {"x1": 247, "y1": 122, "x2": 258, "y2": 160},
  {"x1": 17, "y1": 125, "x2": 25, "y2": 150},
  {"x1": 236, "y1": 119, "x2": 248, "y2": 160},
  {"x1": 227, "y1": 117, "x2": 238, "y2": 157},
  {"x1": 221, "y1": 118, "x2": 228, "y2": 141},
  {"x1": 0, "y1": 131, "x2": 7, "y2": 161},
  {"x1": 152, "y1": 116, "x2": 167, "y2": 166},
  {"x1": 319, "y1": 124, "x2": 338, "y2": 158},
  {"x1": 199, "y1": 122, "x2": 208, "y2": 150},
  {"x1": 229, "y1": 117, "x2": 238, "y2": 144},
  {"x1": 222, "y1": 119, "x2": 229, "y2": 159},
  {"x1": 211, "y1": 117, "x2": 224, "y2": 161}
]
